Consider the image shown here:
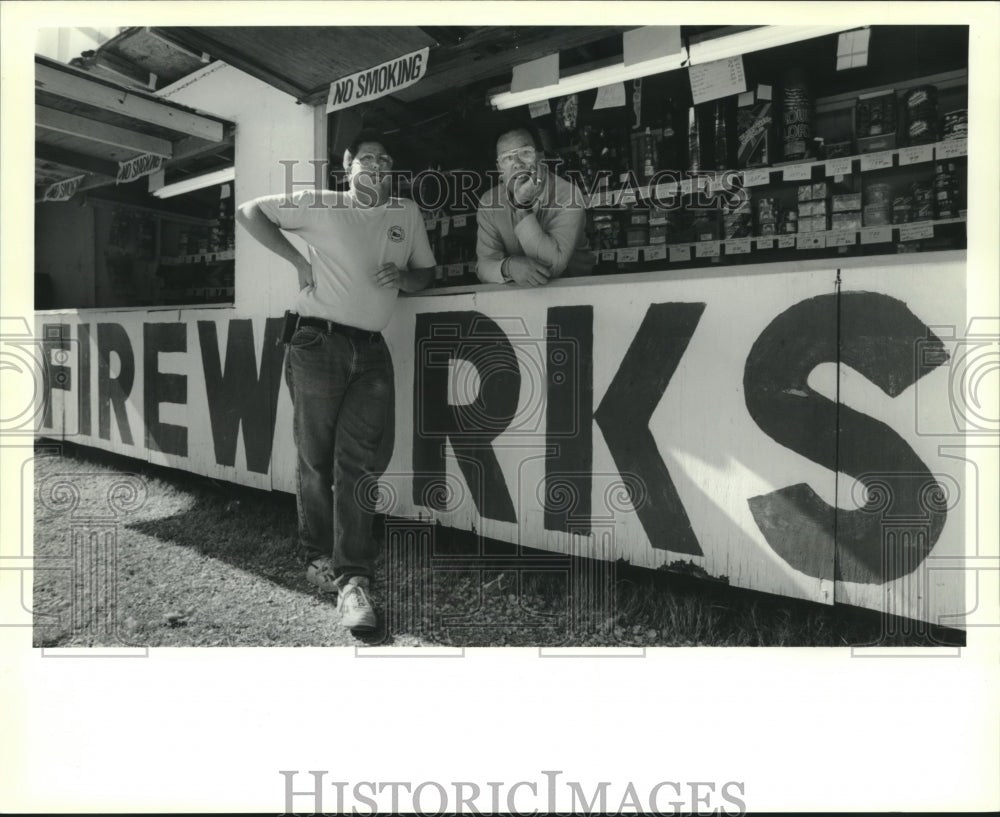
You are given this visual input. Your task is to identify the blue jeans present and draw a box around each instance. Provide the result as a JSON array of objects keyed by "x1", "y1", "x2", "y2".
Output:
[{"x1": 284, "y1": 325, "x2": 394, "y2": 588}]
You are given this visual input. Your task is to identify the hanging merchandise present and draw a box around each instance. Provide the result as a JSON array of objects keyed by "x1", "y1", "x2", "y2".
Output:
[
  {"x1": 781, "y1": 67, "x2": 813, "y2": 161},
  {"x1": 713, "y1": 100, "x2": 729, "y2": 170},
  {"x1": 687, "y1": 106, "x2": 702, "y2": 171},
  {"x1": 736, "y1": 85, "x2": 774, "y2": 168},
  {"x1": 555, "y1": 94, "x2": 579, "y2": 137},
  {"x1": 659, "y1": 97, "x2": 682, "y2": 171}
]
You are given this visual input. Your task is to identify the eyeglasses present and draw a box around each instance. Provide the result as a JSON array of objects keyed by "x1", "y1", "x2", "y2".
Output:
[
  {"x1": 354, "y1": 152, "x2": 394, "y2": 169},
  {"x1": 497, "y1": 146, "x2": 537, "y2": 167}
]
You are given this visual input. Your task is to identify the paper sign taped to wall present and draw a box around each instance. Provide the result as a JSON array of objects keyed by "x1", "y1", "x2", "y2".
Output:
[
  {"x1": 623, "y1": 26, "x2": 683, "y2": 66},
  {"x1": 689, "y1": 56, "x2": 747, "y2": 105},
  {"x1": 511, "y1": 53, "x2": 559, "y2": 93},
  {"x1": 528, "y1": 100, "x2": 552, "y2": 118},
  {"x1": 593, "y1": 83, "x2": 627, "y2": 110}
]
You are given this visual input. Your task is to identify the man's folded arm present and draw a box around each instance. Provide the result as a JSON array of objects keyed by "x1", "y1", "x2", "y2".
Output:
[{"x1": 513, "y1": 205, "x2": 586, "y2": 277}]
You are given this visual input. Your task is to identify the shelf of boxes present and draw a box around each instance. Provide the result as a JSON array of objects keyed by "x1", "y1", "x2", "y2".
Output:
[
  {"x1": 584, "y1": 138, "x2": 967, "y2": 209},
  {"x1": 159, "y1": 249, "x2": 236, "y2": 266},
  {"x1": 591, "y1": 215, "x2": 966, "y2": 265}
]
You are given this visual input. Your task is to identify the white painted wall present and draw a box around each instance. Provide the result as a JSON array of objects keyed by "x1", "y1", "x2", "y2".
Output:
[{"x1": 157, "y1": 62, "x2": 317, "y2": 318}]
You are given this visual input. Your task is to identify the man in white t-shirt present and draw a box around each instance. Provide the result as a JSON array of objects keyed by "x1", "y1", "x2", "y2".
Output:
[{"x1": 236, "y1": 130, "x2": 436, "y2": 631}]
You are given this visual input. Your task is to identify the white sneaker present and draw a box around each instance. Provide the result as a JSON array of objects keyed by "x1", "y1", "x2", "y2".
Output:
[{"x1": 337, "y1": 576, "x2": 376, "y2": 631}]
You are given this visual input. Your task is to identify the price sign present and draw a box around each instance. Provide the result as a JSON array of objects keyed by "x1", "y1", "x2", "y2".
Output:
[
  {"x1": 827, "y1": 230, "x2": 856, "y2": 247},
  {"x1": 600, "y1": 250, "x2": 616, "y2": 262},
  {"x1": 860, "y1": 226, "x2": 892, "y2": 244},
  {"x1": 860, "y1": 151, "x2": 894, "y2": 172},
  {"x1": 724, "y1": 238, "x2": 751, "y2": 255},
  {"x1": 778, "y1": 235, "x2": 796, "y2": 248},
  {"x1": 440, "y1": 218, "x2": 451, "y2": 237},
  {"x1": 424, "y1": 218, "x2": 437, "y2": 231},
  {"x1": 797, "y1": 234, "x2": 827, "y2": 250},
  {"x1": 644, "y1": 246, "x2": 667, "y2": 262},
  {"x1": 937, "y1": 139, "x2": 967, "y2": 159},
  {"x1": 899, "y1": 145, "x2": 933, "y2": 166},
  {"x1": 782, "y1": 164, "x2": 812, "y2": 182},
  {"x1": 742, "y1": 168, "x2": 771, "y2": 187},
  {"x1": 453, "y1": 215, "x2": 468, "y2": 228},
  {"x1": 899, "y1": 222, "x2": 934, "y2": 241},
  {"x1": 669, "y1": 245, "x2": 692, "y2": 262},
  {"x1": 695, "y1": 241, "x2": 721, "y2": 258},
  {"x1": 824, "y1": 158, "x2": 852, "y2": 177},
  {"x1": 447, "y1": 264, "x2": 464, "y2": 278},
  {"x1": 618, "y1": 248, "x2": 640, "y2": 263},
  {"x1": 755, "y1": 238, "x2": 775, "y2": 250}
]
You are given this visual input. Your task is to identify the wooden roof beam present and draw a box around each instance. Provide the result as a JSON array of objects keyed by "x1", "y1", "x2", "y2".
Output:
[
  {"x1": 35, "y1": 60, "x2": 225, "y2": 142},
  {"x1": 36, "y1": 105, "x2": 173, "y2": 158},
  {"x1": 151, "y1": 28, "x2": 309, "y2": 101},
  {"x1": 36, "y1": 144, "x2": 120, "y2": 177}
]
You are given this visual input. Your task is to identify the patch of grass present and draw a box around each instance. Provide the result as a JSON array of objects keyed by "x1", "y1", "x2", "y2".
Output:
[{"x1": 32, "y1": 440, "x2": 964, "y2": 648}]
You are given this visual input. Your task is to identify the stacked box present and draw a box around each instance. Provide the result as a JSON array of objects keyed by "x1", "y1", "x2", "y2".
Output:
[
  {"x1": 832, "y1": 193, "x2": 861, "y2": 212},
  {"x1": 626, "y1": 227, "x2": 650, "y2": 247},
  {"x1": 831, "y1": 193, "x2": 862, "y2": 231},
  {"x1": 855, "y1": 90, "x2": 898, "y2": 153},
  {"x1": 932, "y1": 163, "x2": 959, "y2": 219},
  {"x1": 904, "y1": 86, "x2": 937, "y2": 146},
  {"x1": 823, "y1": 140, "x2": 853, "y2": 159},
  {"x1": 590, "y1": 212, "x2": 620, "y2": 250},
  {"x1": 691, "y1": 210, "x2": 721, "y2": 242},
  {"x1": 942, "y1": 109, "x2": 968, "y2": 141},
  {"x1": 797, "y1": 183, "x2": 828, "y2": 232},
  {"x1": 756, "y1": 196, "x2": 778, "y2": 236},
  {"x1": 831, "y1": 212, "x2": 862, "y2": 231},
  {"x1": 722, "y1": 191, "x2": 752, "y2": 239},
  {"x1": 863, "y1": 182, "x2": 892, "y2": 226}
]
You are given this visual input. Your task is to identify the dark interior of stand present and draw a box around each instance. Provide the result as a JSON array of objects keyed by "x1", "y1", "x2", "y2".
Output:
[{"x1": 343, "y1": 25, "x2": 969, "y2": 177}]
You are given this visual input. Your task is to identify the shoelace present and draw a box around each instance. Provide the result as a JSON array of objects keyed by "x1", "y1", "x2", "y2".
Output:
[{"x1": 345, "y1": 585, "x2": 371, "y2": 608}]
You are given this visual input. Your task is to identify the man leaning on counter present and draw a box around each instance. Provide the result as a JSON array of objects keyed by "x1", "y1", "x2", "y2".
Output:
[{"x1": 476, "y1": 127, "x2": 594, "y2": 287}]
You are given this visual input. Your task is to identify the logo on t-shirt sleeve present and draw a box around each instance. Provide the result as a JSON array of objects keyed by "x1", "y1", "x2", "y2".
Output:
[{"x1": 388, "y1": 225, "x2": 405, "y2": 242}]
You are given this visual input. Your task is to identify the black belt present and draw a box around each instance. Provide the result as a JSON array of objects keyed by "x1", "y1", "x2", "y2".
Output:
[{"x1": 295, "y1": 314, "x2": 381, "y2": 342}]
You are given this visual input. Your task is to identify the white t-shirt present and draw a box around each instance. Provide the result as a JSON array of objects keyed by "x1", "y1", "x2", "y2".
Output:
[{"x1": 257, "y1": 189, "x2": 436, "y2": 331}]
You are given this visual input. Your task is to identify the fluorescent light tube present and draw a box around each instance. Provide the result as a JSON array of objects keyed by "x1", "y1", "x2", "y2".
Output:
[
  {"x1": 491, "y1": 52, "x2": 687, "y2": 110},
  {"x1": 490, "y1": 25, "x2": 857, "y2": 111},
  {"x1": 688, "y1": 25, "x2": 855, "y2": 64},
  {"x1": 152, "y1": 166, "x2": 235, "y2": 198}
]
